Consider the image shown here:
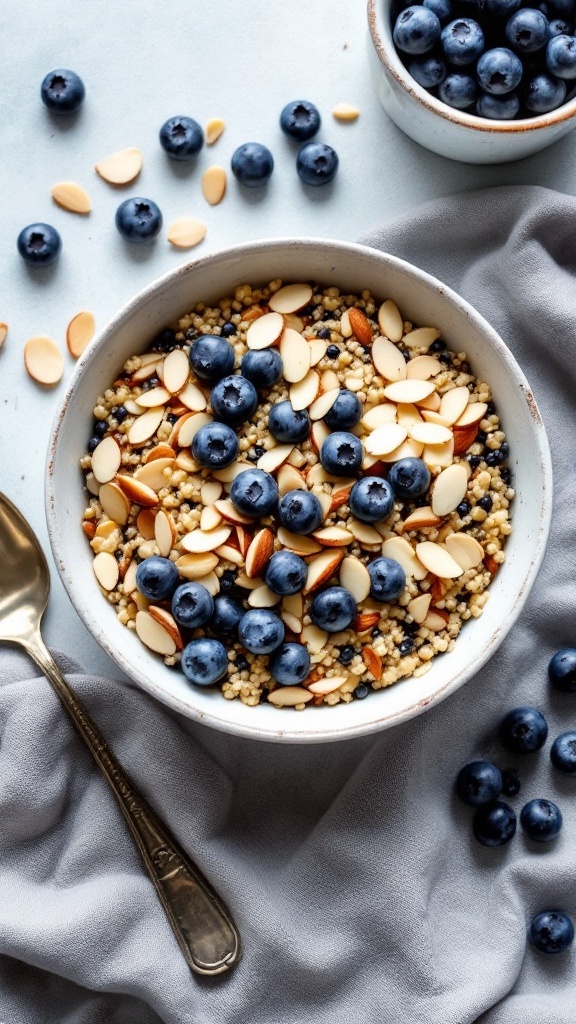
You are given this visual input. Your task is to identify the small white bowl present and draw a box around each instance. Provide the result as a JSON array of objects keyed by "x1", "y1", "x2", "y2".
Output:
[
  {"x1": 368, "y1": 0, "x2": 576, "y2": 164},
  {"x1": 46, "y1": 238, "x2": 551, "y2": 743}
]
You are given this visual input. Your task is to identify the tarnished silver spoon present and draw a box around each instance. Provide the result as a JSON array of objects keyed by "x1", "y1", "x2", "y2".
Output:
[{"x1": 0, "y1": 491, "x2": 241, "y2": 976}]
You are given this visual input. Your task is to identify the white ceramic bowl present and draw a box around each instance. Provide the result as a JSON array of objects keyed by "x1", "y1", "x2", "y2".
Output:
[
  {"x1": 368, "y1": 0, "x2": 576, "y2": 164},
  {"x1": 46, "y1": 238, "x2": 551, "y2": 743}
]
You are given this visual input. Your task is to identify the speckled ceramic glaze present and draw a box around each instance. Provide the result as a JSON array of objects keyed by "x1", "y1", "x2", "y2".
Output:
[
  {"x1": 46, "y1": 239, "x2": 551, "y2": 743},
  {"x1": 367, "y1": 0, "x2": 576, "y2": 164}
]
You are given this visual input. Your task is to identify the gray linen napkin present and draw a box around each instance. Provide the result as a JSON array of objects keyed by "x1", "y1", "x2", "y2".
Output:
[{"x1": 2, "y1": 185, "x2": 576, "y2": 1024}]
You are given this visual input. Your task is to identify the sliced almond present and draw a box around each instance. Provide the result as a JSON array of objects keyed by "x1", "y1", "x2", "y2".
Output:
[
  {"x1": 340, "y1": 310, "x2": 352, "y2": 338},
  {"x1": 122, "y1": 559, "x2": 138, "y2": 595},
  {"x1": 409, "y1": 422, "x2": 453, "y2": 445},
  {"x1": 281, "y1": 611, "x2": 302, "y2": 634},
  {"x1": 364, "y1": 422, "x2": 407, "y2": 456},
  {"x1": 340, "y1": 556, "x2": 370, "y2": 602},
  {"x1": 400, "y1": 506, "x2": 441, "y2": 532},
  {"x1": 24, "y1": 336, "x2": 63, "y2": 385},
  {"x1": 407, "y1": 593, "x2": 432, "y2": 624},
  {"x1": 195, "y1": 571, "x2": 220, "y2": 596},
  {"x1": 200, "y1": 480, "x2": 223, "y2": 505},
  {"x1": 154, "y1": 509, "x2": 177, "y2": 557},
  {"x1": 277, "y1": 528, "x2": 322, "y2": 555},
  {"x1": 306, "y1": 464, "x2": 356, "y2": 489},
  {"x1": 135, "y1": 387, "x2": 171, "y2": 409},
  {"x1": 440, "y1": 386, "x2": 470, "y2": 425},
  {"x1": 371, "y1": 336, "x2": 407, "y2": 382},
  {"x1": 303, "y1": 549, "x2": 345, "y2": 594},
  {"x1": 201, "y1": 165, "x2": 227, "y2": 205},
  {"x1": 282, "y1": 313, "x2": 303, "y2": 333},
  {"x1": 348, "y1": 307, "x2": 373, "y2": 346},
  {"x1": 213, "y1": 498, "x2": 254, "y2": 525},
  {"x1": 312, "y1": 488, "x2": 332, "y2": 519},
  {"x1": 290, "y1": 369, "x2": 320, "y2": 411},
  {"x1": 176, "y1": 412, "x2": 212, "y2": 449},
  {"x1": 268, "y1": 687, "x2": 313, "y2": 707},
  {"x1": 175, "y1": 552, "x2": 219, "y2": 579},
  {"x1": 128, "y1": 406, "x2": 165, "y2": 446},
  {"x1": 200, "y1": 505, "x2": 222, "y2": 531},
  {"x1": 257, "y1": 445, "x2": 294, "y2": 474},
  {"x1": 406, "y1": 355, "x2": 442, "y2": 380},
  {"x1": 309, "y1": 388, "x2": 340, "y2": 421},
  {"x1": 423, "y1": 609, "x2": 449, "y2": 632},
  {"x1": 135, "y1": 609, "x2": 177, "y2": 656},
  {"x1": 163, "y1": 348, "x2": 189, "y2": 394},
  {"x1": 455, "y1": 402, "x2": 488, "y2": 428},
  {"x1": 431, "y1": 463, "x2": 468, "y2": 517},
  {"x1": 245, "y1": 527, "x2": 274, "y2": 577},
  {"x1": 417, "y1": 391, "x2": 441, "y2": 412},
  {"x1": 133, "y1": 592, "x2": 150, "y2": 613},
  {"x1": 361, "y1": 404, "x2": 397, "y2": 430},
  {"x1": 0, "y1": 323, "x2": 7, "y2": 350},
  {"x1": 116, "y1": 474, "x2": 158, "y2": 508},
  {"x1": 329, "y1": 486, "x2": 352, "y2": 512},
  {"x1": 148, "y1": 606, "x2": 183, "y2": 650},
  {"x1": 332, "y1": 102, "x2": 360, "y2": 121},
  {"x1": 178, "y1": 382, "x2": 209, "y2": 412},
  {"x1": 280, "y1": 328, "x2": 311, "y2": 383},
  {"x1": 312, "y1": 526, "x2": 353, "y2": 547},
  {"x1": 137, "y1": 509, "x2": 156, "y2": 540},
  {"x1": 66, "y1": 311, "x2": 95, "y2": 358},
  {"x1": 93, "y1": 551, "x2": 120, "y2": 591},
  {"x1": 445, "y1": 533, "x2": 484, "y2": 570},
  {"x1": 308, "y1": 340, "x2": 327, "y2": 366},
  {"x1": 236, "y1": 572, "x2": 264, "y2": 590},
  {"x1": 181, "y1": 524, "x2": 231, "y2": 553},
  {"x1": 91, "y1": 436, "x2": 122, "y2": 483},
  {"x1": 51, "y1": 181, "x2": 91, "y2": 214},
  {"x1": 167, "y1": 217, "x2": 206, "y2": 249},
  {"x1": 124, "y1": 399, "x2": 145, "y2": 415},
  {"x1": 247, "y1": 584, "x2": 281, "y2": 608},
  {"x1": 384, "y1": 438, "x2": 425, "y2": 463},
  {"x1": 310, "y1": 420, "x2": 331, "y2": 453},
  {"x1": 308, "y1": 676, "x2": 348, "y2": 695},
  {"x1": 269, "y1": 283, "x2": 313, "y2": 315},
  {"x1": 415, "y1": 541, "x2": 464, "y2": 579},
  {"x1": 277, "y1": 463, "x2": 306, "y2": 496},
  {"x1": 283, "y1": 592, "x2": 303, "y2": 618},
  {"x1": 382, "y1": 537, "x2": 428, "y2": 580},
  {"x1": 175, "y1": 449, "x2": 199, "y2": 472},
  {"x1": 206, "y1": 117, "x2": 225, "y2": 145},
  {"x1": 301, "y1": 623, "x2": 329, "y2": 653},
  {"x1": 212, "y1": 461, "x2": 252, "y2": 483},
  {"x1": 383, "y1": 380, "x2": 435, "y2": 404},
  {"x1": 246, "y1": 310, "x2": 284, "y2": 350},
  {"x1": 402, "y1": 327, "x2": 441, "y2": 350},
  {"x1": 348, "y1": 519, "x2": 382, "y2": 546},
  {"x1": 423, "y1": 437, "x2": 454, "y2": 469},
  {"x1": 235, "y1": 524, "x2": 251, "y2": 557},
  {"x1": 95, "y1": 147, "x2": 142, "y2": 185},
  {"x1": 421, "y1": 410, "x2": 452, "y2": 427},
  {"x1": 99, "y1": 482, "x2": 131, "y2": 526},
  {"x1": 377, "y1": 299, "x2": 403, "y2": 342},
  {"x1": 85, "y1": 472, "x2": 100, "y2": 496}
]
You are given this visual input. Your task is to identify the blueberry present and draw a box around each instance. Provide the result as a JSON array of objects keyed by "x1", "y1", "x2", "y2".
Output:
[
  {"x1": 524, "y1": 71, "x2": 567, "y2": 109},
  {"x1": 210, "y1": 375, "x2": 258, "y2": 427},
  {"x1": 135, "y1": 556, "x2": 179, "y2": 602},
  {"x1": 529, "y1": 911, "x2": 574, "y2": 954},
  {"x1": 238, "y1": 609, "x2": 285, "y2": 654},
  {"x1": 349, "y1": 476, "x2": 395, "y2": 524},
  {"x1": 501, "y1": 767, "x2": 522, "y2": 796},
  {"x1": 501, "y1": 466, "x2": 512, "y2": 484},
  {"x1": 221, "y1": 322, "x2": 237, "y2": 338},
  {"x1": 338, "y1": 644, "x2": 356, "y2": 665},
  {"x1": 278, "y1": 490, "x2": 323, "y2": 535},
  {"x1": 111, "y1": 405, "x2": 128, "y2": 423},
  {"x1": 231, "y1": 143, "x2": 274, "y2": 187},
  {"x1": 171, "y1": 582, "x2": 214, "y2": 629},
  {"x1": 296, "y1": 142, "x2": 339, "y2": 186},
  {"x1": 424, "y1": 0, "x2": 453, "y2": 23},
  {"x1": 320, "y1": 432, "x2": 363, "y2": 476},
  {"x1": 189, "y1": 335, "x2": 235, "y2": 383},
  {"x1": 310, "y1": 587, "x2": 357, "y2": 633},
  {"x1": 152, "y1": 329, "x2": 178, "y2": 353},
  {"x1": 269, "y1": 642, "x2": 311, "y2": 685},
  {"x1": 279, "y1": 100, "x2": 321, "y2": 141},
  {"x1": 457, "y1": 500, "x2": 471, "y2": 517},
  {"x1": 220, "y1": 569, "x2": 239, "y2": 594},
  {"x1": 408, "y1": 54, "x2": 448, "y2": 87},
  {"x1": 429, "y1": 338, "x2": 446, "y2": 352},
  {"x1": 192, "y1": 422, "x2": 239, "y2": 469},
  {"x1": 398, "y1": 637, "x2": 414, "y2": 656},
  {"x1": 478, "y1": 495, "x2": 493, "y2": 512},
  {"x1": 550, "y1": 731, "x2": 576, "y2": 774},
  {"x1": 87, "y1": 436, "x2": 101, "y2": 452},
  {"x1": 353, "y1": 684, "x2": 371, "y2": 699},
  {"x1": 506, "y1": 8, "x2": 550, "y2": 51},
  {"x1": 468, "y1": 454, "x2": 482, "y2": 469},
  {"x1": 548, "y1": 647, "x2": 576, "y2": 691},
  {"x1": 456, "y1": 761, "x2": 503, "y2": 806},
  {"x1": 500, "y1": 706, "x2": 548, "y2": 753},
  {"x1": 241, "y1": 348, "x2": 283, "y2": 388},
  {"x1": 477, "y1": 91, "x2": 521, "y2": 116},
  {"x1": 393, "y1": 6, "x2": 442, "y2": 53},
  {"x1": 159, "y1": 116, "x2": 203, "y2": 160},
  {"x1": 265, "y1": 551, "x2": 308, "y2": 596},
  {"x1": 326, "y1": 344, "x2": 340, "y2": 359},
  {"x1": 268, "y1": 401, "x2": 311, "y2": 443},
  {"x1": 230, "y1": 468, "x2": 278, "y2": 516},
  {"x1": 40, "y1": 69, "x2": 85, "y2": 113},
  {"x1": 477, "y1": 47, "x2": 524, "y2": 93},
  {"x1": 520, "y1": 798, "x2": 562, "y2": 841},
  {"x1": 388, "y1": 457, "x2": 431, "y2": 499},
  {"x1": 234, "y1": 653, "x2": 249, "y2": 672},
  {"x1": 210, "y1": 595, "x2": 245, "y2": 637},
  {"x1": 441, "y1": 18, "x2": 485, "y2": 63},
  {"x1": 93, "y1": 420, "x2": 108, "y2": 437},
  {"x1": 181, "y1": 638, "x2": 228, "y2": 686},
  {"x1": 473, "y1": 801, "x2": 517, "y2": 846},
  {"x1": 17, "y1": 223, "x2": 61, "y2": 266},
  {"x1": 549, "y1": 17, "x2": 573, "y2": 34},
  {"x1": 115, "y1": 198, "x2": 163, "y2": 243},
  {"x1": 368, "y1": 557, "x2": 406, "y2": 602},
  {"x1": 485, "y1": 0, "x2": 522, "y2": 11},
  {"x1": 316, "y1": 328, "x2": 330, "y2": 340},
  {"x1": 324, "y1": 390, "x2": 362, "y2": 430}
]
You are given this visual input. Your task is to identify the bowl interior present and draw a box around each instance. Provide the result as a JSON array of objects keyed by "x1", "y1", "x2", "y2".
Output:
[{"x1": 47, "y1": 239, "x2": 551, "y2": 743}]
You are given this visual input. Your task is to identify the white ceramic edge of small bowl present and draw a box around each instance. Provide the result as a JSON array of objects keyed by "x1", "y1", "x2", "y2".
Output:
[
  {"x1": 367, "y1": 0, "x2": 576, "y2": 164},
  {"x1": 46, "y1": 237, "x2": 553, "y2": 744}
]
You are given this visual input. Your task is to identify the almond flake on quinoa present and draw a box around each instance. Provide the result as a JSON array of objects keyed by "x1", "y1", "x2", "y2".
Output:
[
  {"x1": 383, "y1": 379, "x2": 435, "y2": 404},
  {"x1": 277, "y1": 463, "x2": 307, "y2": 496},
  {"x1": 371, "y1": 336, "x2": 407, "y2": 382},
  {"x1": 163, "y1": 348, "x2": 190, "y2": 394},
  {"x1": 415, "y1": 541, "x2": 464, "y2": 579},
  {"x1": 246, "y1": 311, "x2": 284, "y2": 350},
  {"x1": 200, "y1": 480, "x2": 223, "y2": 505},
  {"x1": 268, "y1": 686, "x2": 314, "y2": 707},
  {"x1": 364, "y1": 422, "x2": 407, "y2": 456},
  {"x1": 135, "y1": 610, "x2": 177, "y2": 656},
  {"x1": 116, "y1": 474, "x2": 159, "y2": 508},
  {"x1": 301, "y1": 623, "x2": 329, "y2": 653},
  {"x1": 128, "y1": 406, "x2": 165, "y2": 445},
  {"x1": 361, "y1": 404, "x2": 397, "y2": 430},
  {"x1": 303, "y1": 549, "x2": 345, "y2": 593},
  {"x1": 309, "y1": 388, "x2": 340, "y2": 421},
  {"x1": 382, "y1": 536, "x2": 428, "y2": 580},
  {"x1": 445, "y1": 532, "x2": 484, "y2": 569},
  {"x1": 407, "y1": 593, "x2": 432, "y2": 624},
  {"x1": 384, "y1": 438, "x2": 424, "y2": 463},
  {"x1": 175, "y1": 552, "x2": 219, "y2": 579},
  {"x1": 409, "y1": 422, "x2": 453, "y2": 445},
  {"x1": 402, "y1": 326, "x2": 441, "y2": 350},
  {"x1": 280, "y1": 328, "x2": 311, "y2": 383},
  {"x1": 431, "y1": 463, "x2": 468, "y2": 517},
  {"x1": 312, "y1": 525, "x2": 353, "y2": 547},
  {"x1": 92, "y1": 436, "x2": 122, "y2": 483},
  {"x1": 423, "y1": 438, "x2": 454, "y2": 469},
  {"x1": 340, "y1": 555, "x2": 371, "y2": 602},
  {"x1": 269, "y1": 283, "x2": 313, "y2": 314},
  {"x1": 406, "y1": 354, "x2": 442, "y2": 380},
  {"x1": 247, "y1": 585, "x2": 281, "y2": 608},
  {"x1": 200, "y1": 505, "x2": 222, "y2": 531},
  {"x1": 439, "y1": 386, "x2": 470, "y2": 425},
  {"x1": 277, "y1": 528, "x2": 322, "y2": 555},
  {"x1": 308, "y1": 340, "x2": 328, "y2": 366},
  {"x1": 455, "y1": 402, "x2": 488, "y2": 428},
  {"x1": 181, "y1": 524, "x2": 231, "y2": 553},
  {"x1": 93, "y1": 551, "x2": 120, "y2": 591},
  {"x1": 400, "y1": 506, "x2": 441, "y2": 532},
  {"x1": 257, "y1": 445, "x2": 294, "y2": 473},
  {"x1": 377, "y1": 299, "x2": 404, "y2": 342},
  {"x1": 99, "y1": 482, "x2": 131, "y2": 526},
  {"x1": 154, "y1": 509, "x2": 177, "y2": 557},
  {"x1": 290, "y1": 368, "x2": 320, "y2": 410},
  {"x1": 175, "y1": 412, "x2": 212, "y2": 448}
]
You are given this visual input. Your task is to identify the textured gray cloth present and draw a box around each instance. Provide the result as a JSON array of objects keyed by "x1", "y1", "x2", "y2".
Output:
[{"x1": 2, "y1": 185, "x2": 576, "y2": 1024}]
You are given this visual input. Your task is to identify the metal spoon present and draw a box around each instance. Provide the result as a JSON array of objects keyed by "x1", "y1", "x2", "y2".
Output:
[{"x1": 0, "y1": 492, "x2": 241, "y2": 976}]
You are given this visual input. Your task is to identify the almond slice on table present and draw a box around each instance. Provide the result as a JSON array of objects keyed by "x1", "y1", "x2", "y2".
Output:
[
  {"x1": 332, "y1": 103, "x2": 360, "y2": 121},
  {"x1": 280, "y1": 328, "x2": 311, "y2": 383},
  {"x1": 348, "y1": 308, "x2": 373, "y2": 345},
  {"x1": 340, "y1": 555, "x2": 371, "y2": 602},
  {"x1": 383, "y1": 379, "x2": 435, "y2": 404},
  {"x1": 361, "y1": 404, "x2": 397, "y2": 430},
  {"x1": 455, "y1": 402, "x2": 488, "y2": 428},
  {"x1": 0, "y1": 323, "x2": 7, "y2": 349},
  {"x1": 409, "y1": 422, "x2": 453, "y2": 445},
  {"x1": 401, "y1": 506, "x2": 442, "y2": 532},
  {"x1": 98, "y1": 482, "x2": 131, "y2": 526},
  {"x1": 377, "y1": 299, "x2": 404, "y2": 342},
  {"x1": 440, "y1": 386, "x2": 470, "y2": 425},
  {"x1": 134, "y1": 387, "x2": 171, "y2": 409},
  {"x1": 396, "y1": 403, "x2": 423, "y2": 430},
  {"x1": 406, "y1": 355, "x2": 442, "y2": 380},
  {"x1": 116, "y1": 474, "x2": 159, "y2": 508},
  {"x1": 384, "y1": 438, "x2": 424, "y2": 463},
  {"x1": 290, "y1": 369, "x2": 320, "y2": 411},
  {"x1": 95, "y1": 147, "x2": 142, "y2": 185},
  {"x1": 402, "y1": 327, "x2": 441, "y2": 350},
  {"x1": 154, "y1": 509, "x2": 177, "y2": 557},
  {"x1": 200, "y1": 505, "x2": 222, "y2": 531},
  {"x1": 371, "y1": 336, "x2": 407, "y2": 382},
  {"x1": 257, "y1": 445, "x2": 294, "y2": 473},
  {"x1": 167, "y1": 218, "x2": 207, "y2": 249},
  {"x1": 66, "y1": 311, "x2": 95, "y2": 358},
  {"x1": 137, "y1": 509, "x2": 156, "y2": 540},
  {"x1": 24, "y1": 336, "x2": 63, "y2": 385},
  {"x1": 177, "y1": 382, "x2": 208, "y2": 413},
  {"x1": 423, "y1": 438, "x2": 454, "y2": 469},
  {"x1": 206, "y1": 117, "x2": 226, "y2": 144},
  {"x1": 128, "y1": 406, "x2": 165, "y2": 446},
  {"x1": 148, "y1": 606, "x2": 183, "y2": 649},
  {"x1": 175, "y1": 552, "x2": 219, "y2": 579},
  {"x1": 415, "y1": 541, "x2": 464, "y2": 579},
  {"x1": 269, "y1": 283, "x2": 313, "y2": 314},
  {"x1": 364, "y1": 422, "x2": 407, "y2": 456},
  {"x1": 213, "y1": 498, "x2": 254, "y2": 525},
  {"x1": 200, "y1": 480, "x2": 223, "y2": 505},
  {"x1": 91, "y1": 436, "x2": 122, "y2": 483},
  {"x1": 246, "y1": 311, "x2": 284, "y2": 350},
  {"x1": 268, "y1": 687, "x2": 314, "y2": 707},
  {"x1": 135, "y1": 610, "x2": 177, "y2": 656},
  {"x1": 195, "y1": 571, "x2": 220, "y2": 596},
  {"x1": 348, "y1": 519, "x2": 382, "y2": 546},
  {"x1": 309, "y1": 389, "x2": 340, "y2": 421},
  {"x1": 382, "y1": 536, "x2": 428, "y2": 580},
  {"x1": 312, "y1": 526, "x2": 354, "y2": 547},
  {"x1": 277, "y1": 463, "x2": 306, "y2": 496},
  {"x1": 212, "y1": 461, "x2": 252, "y2": 483},
  {"x1": 431, "y1": 463, "x2": 468, "y2": 516},
  {"x1": 245, "y1": 527, "x2": 274, "y2": 578},
  {"x1": 277, "y1": 528, "x2": 322, "y2": 555},
  {"x1": 201, "y1": 165, "x2": 227, "y2": 205},
  {"x1": 303, "y1": 549, "x2": 345, "y2": 594},
  {"x1": 51, "y1": 181, "x2": 91, "y2": 214},
  {"x1": 407, "y1": 593, "x2": 432, "y2": 624},
  {"x1": 308, "y1": 340, "x2": 327, "y2": 367},
  {"x1": 247, "y1": 584, "x2": 281, "y2": 608},
  {"x1": 163, "y1": 348, "x2": 189, "y2": 394},
  {"x1": 93, "y1": 551, "x2": 119, "y2": 591},
  {"x1": 174, "y1": 412, "x2": 212, "y2": 449},
  {"x1": 181, "y1": 524, "x2": 231, "y2": 553},
  {"x1": 301, "y1": 623, "x2": 329, "y2": 653},
  {"x1": 445, "y1": 532, "x2": 484, "y2": 570}
]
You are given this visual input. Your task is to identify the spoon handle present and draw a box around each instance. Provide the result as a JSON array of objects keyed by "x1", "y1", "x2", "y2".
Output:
[{"x1": 25, "y1": 632, "x2": 241, "y2": 976}]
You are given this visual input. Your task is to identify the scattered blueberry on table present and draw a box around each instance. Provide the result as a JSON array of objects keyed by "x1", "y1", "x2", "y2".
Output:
[
  {"x1": 473, "y1": 801, "x2": 517, "y2": 846},
  {"x1": 40, "y1": 68, "x2": 85, "y2": 113},
  {"x1": 500, "y1": 706, "x2": 548, "y2": 753},
  {"x1": 550, "y1": 731, "x2": 576, "y2": 774},
  {"x1": 520, "y1": 798, "x2": 563, "y2": 841},
  {"x1": 456, "y1": 760, "x2": 503, "y2": 806},
  {"x1": 159, "y1": 116, "x2": 204, "y2": 160},
  {"x1": 548, "y1": 647, "x2": 576, "y2": 692},
  {"x1": 279, "y1": 99, "x2": 321, "y2": 141},
  {"x1": 17, "y1": 223, "x2": 61, "y2": 266},
  {"x1": 231, "y1": 143, "x2": 274, "y2": 187},
  {"x1": 529, "y1": 910, "x2": 575, "y2": 954},
  {"x1": 115, "y1": 198, "x2": 163, "y2": 243},
  {"x1": 296, "y1": 142, "x2": 339, "y2": 186}
]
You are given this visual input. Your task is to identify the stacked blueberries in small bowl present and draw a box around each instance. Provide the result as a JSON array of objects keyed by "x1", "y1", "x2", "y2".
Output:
[{"x1": 392, "y1": 0, "x2": 576, "y2": 118}]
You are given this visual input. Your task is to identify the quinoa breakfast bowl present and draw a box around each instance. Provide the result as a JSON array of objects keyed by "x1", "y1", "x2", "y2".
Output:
[{"x1": 46, "y1": 239, "x2": 551, "y2": 743}]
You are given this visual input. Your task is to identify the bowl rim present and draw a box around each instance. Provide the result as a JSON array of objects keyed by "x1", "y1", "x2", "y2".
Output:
[
  {"x1": 368, "y1": 0, "x2": 576, "y2": 135},
  {"x1": 45, "y1": 236, "x2": 553, "y2": 743}
]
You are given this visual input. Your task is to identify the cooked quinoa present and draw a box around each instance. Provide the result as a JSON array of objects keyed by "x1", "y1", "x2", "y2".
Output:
[{"x1": 81, "y1": 280, "x2": 513, "y2": 710}]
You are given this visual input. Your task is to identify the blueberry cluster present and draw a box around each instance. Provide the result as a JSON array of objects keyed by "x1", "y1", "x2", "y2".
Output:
[{"x1": 392, "y1": 0, "x2": 576, "y2": 120}]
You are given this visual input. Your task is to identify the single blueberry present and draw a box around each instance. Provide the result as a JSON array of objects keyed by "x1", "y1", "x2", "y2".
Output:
[
  {"x1": 241, "y1": 348, "x2": 283, "y2": 388},
  {"x1": 279, "y1": 100, "x2": 321, "y2": 141},
  {"x1": 111, "y1": 405, "x2": 128, "y2": 423},
  {"x1": 338, "y1": 644, "x2": 356, "y2": 665},
  {"x1": 171, "y1": 582, "x2": 214, "y2": 629},
  {"x1": 368, "y1": 557, "x2": 406, "y2": 602},
  {"x1": 324, "y1": 390, "x2": 362, "y2": 430},
  {"x1": 220, "y1": 569, "x2": 239, "y2": 594},
  {"x1": 424, "y1": 0, "x2": 453, "y2": 23},
  {"x1": 40, "y1": 69, "x2": 85, "y2": 113},
  {"x1": 500, "y1": 706, "x2": 548, "y2": 753},
  {"x1": 210, "y1": 595, "x2": 245, "y2": 637},
  {"x1": 477, "y1": 47, "x2": 524, "y2": 93},
  {"x1": 320, "y1": 432, "x2": 363, "y2": 476},
  {"x1": 159, "y1": 116, "x2": 203, "y2": 160},
  {"x1": 457, "y1": 500, "x2": 471, "y2": 517},
  {"x1": 17, "y1": 223, "x2": 62, "y2": 266},
  {"x1": 192, "y1": 422, "x2": 239, "y2": 469},
  {"x1": 473, "y1": 801, "x2": 517, "y2": 846},
  {"x1": 318, "y1": 328, "x2": 332, "y2": 340},
  {"x1": 152, "y1": 329, "x2": 178, "y2": 353},
  {"x1": 278, "y1": 490, "x2": 324, "y2": 535},
  {"x1": 326, "y1": 344, "x2": 340, "y2": 359},
  {"x1": 520, "y1": 798, "x2": 563, "y2": 841},
  {"x1": 349, "y1": 476, "x2": 395, "y2": 524},
  {"x1": 398, "y1": 637, "x2": 414, "y2": 656},
  {"x1": 231, "y1": 143, "x2": 274, "y2": 187},
  {"x1": 478, "y1": 495, "x2": 493, "y2": 512},
  {"x1": 93, "y1": 420, "x2": 108, "y2": 437},
  {"x1": 524, "y1": 72, "x2": 567, "y2": 109},
  {"x1": 115, "y1": 198, "x2": 163, "y2": 243},
  {"x1": 548, "y1": 647, "x2": 576, "y2": 692},
  {"x1": 353, "y1": 684, "x2": 371, "y2": 699},
  {"x1": 269, "y1": 642, "x2": 311, "y2": 685},
  {"x1": 265, "y1": 550, "x2": 308, "y2": 596},
  {"x1": 388, "y1": 457, "x2": 431, "y2": 499},
  {"x1": 87, "y1": 436, "x2": 101, "y2": 452},
  {"x1": 429, "y1": 338, "x2": 447, "y2": 352},
  {"x1": 441, "y1": 18, "x2": 485, "y2": 64},
  {"x1": 296, "y1": 142, "x2": 339, "y2": 186},
  {"x1": 549, "y1": 17, "x2": 572, "y2": 35},
  {"x1": 477, "y1": 90, "x2": 521, "y2": 117},
  {"x1": 238, "y1": 609, "x2": 285, "y2": 654},
  {"x1": 550, "y1": 731, "x2": 576, "y2": 774},
  {"x1": 393, "y1": 5, "x2": 442, "y2": 53},
  {"x1": 181, "y1": 638, "x2": 228, "y2": 686},
  {"x1": 408, "y1": 54, "x2": 448, "y2": 87},
  {"x1": 189, "y1": 335, "x2": 235, "y2": 382},
  {"x1": 506, "y1": 8, "x2": 550, "y2": 51},
  {"x1": 230, "y1": 468, "x2": 278, "y2": 517},
  {"x1": 210, "y1": 374, "x2": 258, "y2": 427},
  {"x1": 501, "y1": 767, "x2": 522, "y2": 797},
  {"x1": 529, "y1": 911, "x2": 574, "y2": 954},
  {"x1": 310, "y1": 587, "x2": 357, "y2": 633},
  {"x1": 221, "y1": 322, "x2": 237, "y2": 338},
  {"x1": 456, "y1": 761, "x2": 503, "y2": 806},
  {"x1": 269, "y1": 401, "x2": 311, "y2": 443},
  {"x1": 135, "y1": 556, "x2": 179, "y2": 602}
]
